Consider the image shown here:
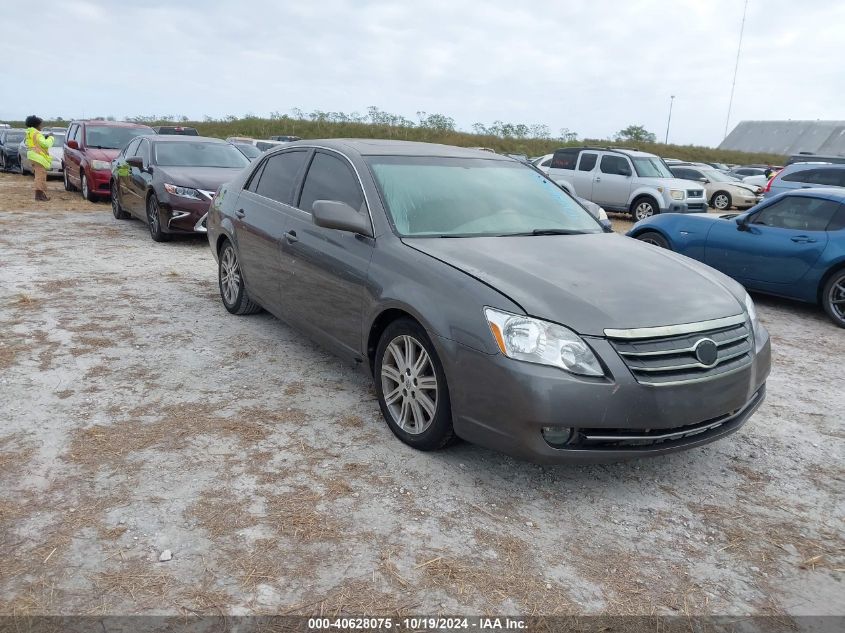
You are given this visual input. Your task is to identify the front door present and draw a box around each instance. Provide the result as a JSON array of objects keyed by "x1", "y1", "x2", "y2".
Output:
[
  {"x1": 283, "y1": 150, "x2": 374, "y2": 358},
  {"x1": 592, "y1": 154, "x2": 633, "y2": 209},
  {"x1": 704, "y1": 196, "x2": 837, "y2": 284}
]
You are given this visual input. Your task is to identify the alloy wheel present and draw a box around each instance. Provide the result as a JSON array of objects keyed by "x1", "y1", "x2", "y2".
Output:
[
  {"x1": 714, "y1": 194, "x2": 730, "y2": 210},
  {"x1": 828, "y1": 275, "x2": 845, "y2": 323},
  {"x1": 380, "y1": 335, "x2": 438, "y2": 435},
  {"x1": 634, "y1": 201, "x2": 655, "y2": 221},
  {"x1": 220, "y1": 246, "x2": 241, "y2": 307},
  {"x1": 81, "y1": 174, "x2": 89, "y2": 200},
  {"x1": 148, "y1": 198, "x2": 160, "y2": 234}
]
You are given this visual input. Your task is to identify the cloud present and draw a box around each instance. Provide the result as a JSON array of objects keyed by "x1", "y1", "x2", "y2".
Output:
[{"x1": 0, "y1": 0, "x2": 840, "y2": 146}]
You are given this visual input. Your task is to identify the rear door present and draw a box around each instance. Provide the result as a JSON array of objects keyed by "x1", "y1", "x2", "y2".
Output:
[
  {"x1": 65, "y1": 123, "x2": 82, "y2": 185},
  {"x1": 592, "y1": 154, "x2": 633, "y2": 209},
  {"x1": 572, "y1": 152, "x2": 598, "y2": 198},
  {"x1": 704, "y1": 195, "x2": 836, "y2": 284},
  {"x1": 282, "y1": 150, "x2": 375, "y2": 358},
  {"x1": 126, "y1": 138, "x2": 152, "y2": 215},
  {"x1": 233, "y1": 149, "x2": 310, "y2": 315}
]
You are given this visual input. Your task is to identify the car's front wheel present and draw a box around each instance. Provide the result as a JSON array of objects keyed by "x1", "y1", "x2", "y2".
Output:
[
  {"x1": 146, "y1": 195, "x2": 170, "y2": 242},
  {"x1": 218, "y1": 240, "x2": 262, "y2": 315},
  {"x1": 712, "y1": 191, "x2": 732, "y2": 210},
  {"x1": 822, "y1": 269, "x2": 845, "y2": 328},
  {"x1": 635, "y1": 231, "x2": 669, "y2": 249},
  {"x1": 631, "y1": 197, "x2": 659, "y2": 221},
  {"x1": 375, "y1": 318, "x2": 454, "y2": 451},
  {"x1": 81, "y1": 172, "x2": 96, "y2": 202},
  {"x1": 111, "y1": 182, "x2": 129, "y2": 219}
]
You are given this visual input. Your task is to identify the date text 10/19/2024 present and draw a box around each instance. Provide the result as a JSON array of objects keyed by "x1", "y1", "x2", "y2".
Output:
[{"x1": 308, "y1": 617, "x2": 527, "y2": 630}]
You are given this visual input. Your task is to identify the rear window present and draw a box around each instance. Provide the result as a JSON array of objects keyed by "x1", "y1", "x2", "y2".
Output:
[
  {"x1": 253, "y1": 150, "x2": 309, "y2": 204},
  {"x1": 578, "y1": 153, "x2": 597, "y2": 171},
  {"x1": 550, "y1": 149, "x2": 578, "y2": 170}
]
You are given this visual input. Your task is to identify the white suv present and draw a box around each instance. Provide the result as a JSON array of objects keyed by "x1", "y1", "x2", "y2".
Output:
[{"x1": 547, "y1": 147, "x2": 709, "y2": 220}]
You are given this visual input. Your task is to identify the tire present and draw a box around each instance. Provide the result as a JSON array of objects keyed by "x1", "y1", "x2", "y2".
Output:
[
  {"x1": 822, "y1": 269, "x2": 845, "y2": 328},
  {"x1": 146, "y1": 194, "x2": 170, "y2": 242},
  {"x1": 635, "y1": 231, "x2": 669, "y2": 249},
  {"x1": 63, "y1": 166, "x2": 76, "y2": 191},
  {"x1": 631, "y1": 197, "x2": 659, "y2": 221},
  {"x1": 0, "y1": 154, "x2": 5, "y2": 171},
  {"x1": 711, "y1": 191, "x2": 732, "y2": 210},
  {"x1": 111, "y1": 181, "x2": 129, "y2": 219},
  {"x1": 375, "y1": 318, "x2": 454, "y2": 451},
  {"x1": 218, "y1": 240, "x2": 262, "y2": 315},
  {"x1": 81, "y1": 172, "x2": 96, "y2": 202}
]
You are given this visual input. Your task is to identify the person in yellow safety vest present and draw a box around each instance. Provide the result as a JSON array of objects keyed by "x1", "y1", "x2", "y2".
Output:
[{"x1": 25, "y1": 115, "x2": 54, "y2": 202}]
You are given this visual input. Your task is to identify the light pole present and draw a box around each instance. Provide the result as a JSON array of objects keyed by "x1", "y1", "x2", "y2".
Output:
[{"x1": 665, "y1": 95, "x2": 675, "y2": 144}]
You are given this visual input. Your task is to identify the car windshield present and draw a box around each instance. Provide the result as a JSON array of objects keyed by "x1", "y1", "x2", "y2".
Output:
[
  {"x1": 366, "y1": 156, "x2": 602, "y2": 237},
  {"x1": 233, "y1": 143, "x2": 261, "y2": 159},
  {"x1": 5, "y1": 132, "x2": 24, "y2": 143},
  {"x1": 153, "y1": 141, "x2": 249, "y2": 168},
  {"x1": 632, "y1": 157, "x2": 674, "y2": 178},
  {"x1": 702, "y1": 169, "x2": 740, "y2": 183},
  {"x1": 85, "y1": 126, "x2": 151, "y2": 149}
]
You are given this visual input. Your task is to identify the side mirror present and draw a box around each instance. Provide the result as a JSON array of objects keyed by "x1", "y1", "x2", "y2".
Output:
[
  {"x1": 66, "y1": 140, "x2": 79, "y2": 150},
  {"x1": 126, "y1": 156, "x2": 144, "y2": 169},
  {"x1": 700, "y1": 177, "x2": 710, "y2": 183},
  {"x1": 312, "y1": 200, "x2": 373, "y2": 237},
  {"x1": 735, "y1": 216, "x2": 750, "y2": 231}
]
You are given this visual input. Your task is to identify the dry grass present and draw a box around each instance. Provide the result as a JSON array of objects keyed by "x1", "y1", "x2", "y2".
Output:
[
  {"x1": 264, "y1": 487, "x2": 343, "y2": 542},
  {"x1": 68, "y1": 335, "x2": 115, "y2": 357},
  {"x1": 187, "y1": 490, "x2": 259, "y2": 539},
  {"x1": 91, "y1": 559, "x2": 175, "y2": 609},
  {"x1": 282, "y1": 578, "x2": 420, "y2": 616},
  {"x1": 284, "y1": 381, "x2": 305, "y2": 396},
  {"x1": 418, "y1": 528, "x2": 575, "y2": 615}
]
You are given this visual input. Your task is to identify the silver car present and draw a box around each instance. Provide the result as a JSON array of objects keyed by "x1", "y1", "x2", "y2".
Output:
[
  {"x1": 207, "y1": 140, "x2": 771, "y2": 463},
  {"x1": 19, "y1": 129, "x2": 66, "y2": 177},
  {"x1": 670, "y1": 164, "x2": 762, "y2": 210}
]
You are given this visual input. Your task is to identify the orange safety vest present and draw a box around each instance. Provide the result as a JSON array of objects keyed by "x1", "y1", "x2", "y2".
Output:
[{"x1": 25, "y1": 128, "x2": 53, "y2": 169}]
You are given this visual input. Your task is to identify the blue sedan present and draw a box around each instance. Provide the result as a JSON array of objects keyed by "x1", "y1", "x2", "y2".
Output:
[{"x1": 628, "y1": 188, "x2": 845, "y2": 327}]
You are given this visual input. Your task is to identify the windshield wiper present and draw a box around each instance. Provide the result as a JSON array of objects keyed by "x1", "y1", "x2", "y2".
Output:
[{"x1": 503, "y1": 228, "x2": 591, "y2": 236}]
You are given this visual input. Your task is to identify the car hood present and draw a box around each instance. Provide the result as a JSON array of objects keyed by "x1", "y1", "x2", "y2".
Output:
[
  {"x1": 403, "y1": 233, "x2": 744, "y2": 336},
  {"x1": 728, "y1": 182, "x2": 759, "y2": 195},
  {"x1": 155, "y1": 166, "x2": 244, "y2": 191}
]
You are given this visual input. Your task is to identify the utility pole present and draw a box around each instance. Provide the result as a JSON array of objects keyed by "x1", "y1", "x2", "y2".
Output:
[
  {"x1": 665, "y1": 95, "x2": 675, "y2": 144},
  {"x1": 724, "y1": 0, "x2": 749, "y2": 140}
]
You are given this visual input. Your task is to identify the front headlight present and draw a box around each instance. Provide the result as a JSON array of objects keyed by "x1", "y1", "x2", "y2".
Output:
[
  {"x1": 484, "y1": 307, "x2": 604, "y2": 377},
  {"x1": 744, "y1": 293, "x2": 761, "y2": 336},
  {"x1": 91, "y1": 160, "x2": 111, "y2": 170},
  {"x1": 670, "y1": 189, "x2": 685, "y2": 201},
  {"x1": 164, "y1": 183, "x2": 202, "y2": 200}
]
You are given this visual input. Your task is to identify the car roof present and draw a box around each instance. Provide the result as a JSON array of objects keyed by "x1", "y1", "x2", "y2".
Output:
[
  {"x1": 75, "y1": 120, "x2": 153, "y2": 128},
  {"x1": 147, "y1": 135, "x2": 226, "y2": 144},
  {"x1": 284, "y1": 139, "x2": 514, "y2": 160},
  {"x1": 782, "y1": 187, "x2": 845, "y2": 202}
]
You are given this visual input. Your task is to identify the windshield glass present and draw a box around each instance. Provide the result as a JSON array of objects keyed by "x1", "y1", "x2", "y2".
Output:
[
  {"x1": 632, "y1": 157, "x2": 674, "y2": 178},
  {"x1": 153, "y1": 141, "x2": 249, "y2": 168},
  {"x1": 233, "y1": 143, "x2": 261, "y2": 159},
  {"x1": 366, "y1": 156, "x2": 601, "y2": 237},
  {"x1": 5, "y1": 132, "x2": 24, "y2": 143},
  {"x1": 85, "y1": 126, "x2": 151, "y2": 150}
]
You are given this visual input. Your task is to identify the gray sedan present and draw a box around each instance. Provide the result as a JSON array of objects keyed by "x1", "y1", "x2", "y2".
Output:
[{"x1": 207, "y1": 140, "x2": 771, "y2": 463}]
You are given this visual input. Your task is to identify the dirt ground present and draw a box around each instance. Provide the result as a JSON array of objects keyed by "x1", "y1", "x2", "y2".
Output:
[{"x1": 0, "y1": 171, "x2": 843, "y2": 622}]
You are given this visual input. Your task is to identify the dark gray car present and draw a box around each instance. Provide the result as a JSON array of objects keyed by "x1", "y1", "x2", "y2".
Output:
[{"x1": 206, "y1": 140, "x2": 771, "y2": 463}]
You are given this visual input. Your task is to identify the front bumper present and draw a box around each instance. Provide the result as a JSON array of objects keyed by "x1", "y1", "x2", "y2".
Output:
[
  {"x1": 434, "y1": 325, "x2": 770, "y2": 463},
  {"x1": 159, "y1": 196, "x2": 212, "y2": 234},
  {"x1": 662, "y1": 199, "x2": 709, "y2": 213},
  {"x1": 88, "y1": 168, "x2": 112, "y2": 195}
]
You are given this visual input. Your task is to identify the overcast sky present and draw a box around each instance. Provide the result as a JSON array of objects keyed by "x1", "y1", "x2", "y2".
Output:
[{"x1": 1, "y1": 0, "x2": 841, "y2": 146}]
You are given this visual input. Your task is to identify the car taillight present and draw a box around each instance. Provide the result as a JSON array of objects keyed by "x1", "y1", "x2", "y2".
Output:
[{"x1": 763, "y1": 172, "x2": 778, "y2": 193}]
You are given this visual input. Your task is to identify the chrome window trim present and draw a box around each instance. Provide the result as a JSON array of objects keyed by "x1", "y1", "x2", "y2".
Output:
[{"x1": 604, "y1": 313, "x2": 746, "y2": 340}]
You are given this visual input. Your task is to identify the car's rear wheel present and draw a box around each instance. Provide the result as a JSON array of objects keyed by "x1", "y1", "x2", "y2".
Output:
[
  {"x1": 635, "y1": 231, "x2": 669, "y2": 249},
  {"x1": 146, "y1": 195, "x2": 170, "y2": 242},
  {"x1": 81, "y1": 172, "x2": 96, "y2": 202},
  {"x1": 631, "y1": 197, "x2": 659, "y2": 221},
  {"x1": 822, "y1": 269, "x2": 845, "y2": 328},
  {"x1": 111, "y1": 182, "x2": 129, "y2": 219},
  {"x1": 712, "y1": 191, "x2": 732, "y2": 210},
  {"x1": 218, "y1": 240, "x2": 262, "y2": 315},
  {"x1": 63, "y1": 167, "x2": 76, "y2": 191},
  {"x1": 375, "y1": 319, "x2": 454, "y2": 451}
]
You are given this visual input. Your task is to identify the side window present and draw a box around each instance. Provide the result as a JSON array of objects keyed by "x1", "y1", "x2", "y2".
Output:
[
  {"x1": 540, "y1": 158, "x2": 552, "y2": 168},
  {"x1": 752, "y1": 196, "x2": 841, "y2": 231},
  {"x1": 672, "y1": 168, "x2": 693, "y2": 180},
  {"x1": 254, "y1": 150, "x2": 309, "y2": 204},
  {"x1": 600, "y1": 155, "x2": 631, "y2": 176},
  {"x1": 68, "y1": 124, "x2": 78, "y2": 143},
  {"x1": 137, "y1": 139, "x2": 151, "y2": 164},
  {"x1": 245, "y1": 159, "x2": 268, "y2": 193},
  {"x1": 298, "y1": 151, "x2": 364, "y2": 213},
  {"x1": 577, "y1": 153, "x2": 597, "y2": 172},
  {"x1": 550, "y1": 149, "x2": 578, "y2": 170},
  {"x1": 827, "y1": 204, "x2": 845, "y2": 231},
  {"x1": 124, "y1": 138, "x2": 142, "y2": 158}
]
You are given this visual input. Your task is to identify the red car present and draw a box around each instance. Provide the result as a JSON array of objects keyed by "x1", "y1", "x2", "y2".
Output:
[{"x1": 63, "y1": 120, "x2": 154, "y2": 201}]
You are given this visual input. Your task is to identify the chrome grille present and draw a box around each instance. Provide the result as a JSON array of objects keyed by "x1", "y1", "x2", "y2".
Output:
[
  {"x1": 607, "y1": 315, "x2": 752, "y2": 386},
  {"x1": 686, "y1": 189, "x2": 704, "y2": 198}
]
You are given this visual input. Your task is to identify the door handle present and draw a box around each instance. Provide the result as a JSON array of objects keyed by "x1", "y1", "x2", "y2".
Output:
[
  {"x1": 284, "y1": 230, "x2": 298, "y2": 243},
  {"x1": 594, "y1": 177, "x2": 601, "y2": 183},
  {"x1": 235, "y1": 208, "x2": 246, "y2": 218},
  {"x1": 791, "y1": 236, "x2": 816, "y2": 243}
]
